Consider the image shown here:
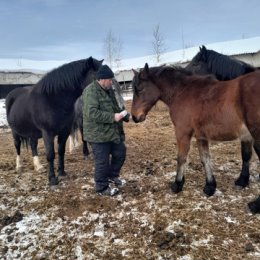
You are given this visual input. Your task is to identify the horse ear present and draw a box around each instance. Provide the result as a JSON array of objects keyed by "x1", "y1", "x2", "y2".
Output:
[
  {"x1": 88, "y1": 56, "x2": 94, "y2": 67},
  {"x1": 100, "y1": 59, "x2": 104, "y2": 64},
  {"x1": 132, "y1": 69, "x2": 138, "y2": 75},
  {"x1": 201, "y1": 45, "x2": 207, "y2": 60},
  {"x1": 144, "y1": 63, "x2": 149, "y2": 74}
]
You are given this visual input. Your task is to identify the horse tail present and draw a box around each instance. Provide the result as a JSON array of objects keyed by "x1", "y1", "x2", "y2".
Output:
[
  {"x1": 20, "y1": 137, "x2": 29, "y2": 149},
  {"x1": 5, "y1": 87, "x2": 30, "y2": 116},
  {"x1": 5, "y1": 93, "x2": 16, "y2": 116}
]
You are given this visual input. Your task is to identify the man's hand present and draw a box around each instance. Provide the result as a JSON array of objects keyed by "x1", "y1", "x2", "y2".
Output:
[{"x1": 114, "y1": 113, "x2": 123, "y2": 122}]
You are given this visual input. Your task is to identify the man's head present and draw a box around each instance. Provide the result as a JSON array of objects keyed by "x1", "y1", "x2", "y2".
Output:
[{"x1": 96, "y1": 65, "x2": 114, "y2": 89}]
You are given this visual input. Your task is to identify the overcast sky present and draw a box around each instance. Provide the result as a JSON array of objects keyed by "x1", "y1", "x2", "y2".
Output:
[{"x1": 0, "y1": 0, "x2": 259, "y2": 61}]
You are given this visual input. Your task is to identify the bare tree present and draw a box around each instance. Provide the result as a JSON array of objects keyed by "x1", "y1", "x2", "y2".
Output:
[
  {"x1": 103, "y1": 30, "x2": 122, "y2": 68},
  {"x1": 152, "y1": 24, "x2": 166, "y2": 63}
]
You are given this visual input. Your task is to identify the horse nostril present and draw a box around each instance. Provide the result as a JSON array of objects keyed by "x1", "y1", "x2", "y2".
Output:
[
  {"x1": 132, "y1": 114, "x2": 146, "y2": 123},
  {"x1": 132, "y1": 115, "x2": 139, "y2": 123}
]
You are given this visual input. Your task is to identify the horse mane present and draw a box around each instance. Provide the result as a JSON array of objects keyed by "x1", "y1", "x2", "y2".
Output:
[
  {"x1": 201, "y1": 47, "x2": 255, "y2": 80},
  {"x1": 36, "y1": 58, "x2": 93, "y2": 95},
  {"x1": 151, "y1": 65, "x2": 217, "y2": 88}
]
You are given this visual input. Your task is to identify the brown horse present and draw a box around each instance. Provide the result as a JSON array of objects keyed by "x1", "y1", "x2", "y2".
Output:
[{"x1": 131, "y1": 63, "x2": 260, "y2": 213}]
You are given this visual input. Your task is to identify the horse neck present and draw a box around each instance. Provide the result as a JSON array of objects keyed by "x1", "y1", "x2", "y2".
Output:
[
  {"x1": 155, "y1": 76, "x2": 186, "y2": 107},
  {"x1": 57, "y1": 91, "x2": 81, "y2": 109}
]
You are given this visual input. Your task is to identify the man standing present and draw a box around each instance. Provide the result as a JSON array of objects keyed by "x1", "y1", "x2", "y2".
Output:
[{"x1": 82, "y1": 65, "x2": 129, "y2": 196}]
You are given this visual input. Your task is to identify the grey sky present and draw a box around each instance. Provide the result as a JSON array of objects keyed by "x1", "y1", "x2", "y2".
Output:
[{"x1": 0, "y1": 0, "x2": 259, "y2": 61}]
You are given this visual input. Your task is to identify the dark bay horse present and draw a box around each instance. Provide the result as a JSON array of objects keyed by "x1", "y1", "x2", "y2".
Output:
[
  {"x1": 131, "y1": 63, "x2": 260, "y2": 213},
  {"x1": 186, "y1": 45, "x2": 258, "y2": 189},
  {"x1": 6, "y1": 57, "x2": 103, "y2": 186}
]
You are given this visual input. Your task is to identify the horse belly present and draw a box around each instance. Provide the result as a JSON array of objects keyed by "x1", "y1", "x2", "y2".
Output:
[
  {"x1": 8, "y1": 101, "x2": 41, "y2": 138},
  {"x1": 204, "y1": 122, "x2": 251, "y2": 142},
  {"x1": 197, "y1": 108, "x2": 247, "y2": 142}
]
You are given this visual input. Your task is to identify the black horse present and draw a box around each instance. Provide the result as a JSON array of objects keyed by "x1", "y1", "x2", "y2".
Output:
[
  {"x1": 186, "y1": 45, "x2": 256, "y2": 80},
  {"x1": 186, "y1": 46, "x2": 260, "y2": 190},
  {"x1": 6, "y1": 57, "x2": 103, "y2": 186},
  {"x1": 69, "y1": 78, "x2": 125, "y2": 159}
]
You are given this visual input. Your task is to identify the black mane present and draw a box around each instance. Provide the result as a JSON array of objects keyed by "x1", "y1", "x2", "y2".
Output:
[
  {"x1": 189, "y1": 46, "x2": 255, "y2": 80},
  {"x1": 36, "y1": 58, "x2": 94, "y2": 95}
]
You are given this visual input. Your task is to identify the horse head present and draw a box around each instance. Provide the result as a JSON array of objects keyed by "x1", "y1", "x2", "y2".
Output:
[
  {"x1": 36, "y1": 57, "x2": 103, "y2": 96},
  {"x1": 131, "y1": 63, "x2": 161, "y2": 123},
  {"x1": 185, "y1": 45, "x2": 210, "y2": 75},
  {"x1": 82, "y1": 57, "x2": 104, "y2": 90}
]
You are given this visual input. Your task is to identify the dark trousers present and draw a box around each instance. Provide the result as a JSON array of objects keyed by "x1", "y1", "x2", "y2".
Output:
[{"x1": 90, "y1": 141, "x2": 126, "y2": 192}]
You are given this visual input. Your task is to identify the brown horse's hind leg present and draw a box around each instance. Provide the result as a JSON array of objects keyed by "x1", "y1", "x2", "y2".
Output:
[
  {"x1": 248, "y1": 196, "x2": 260, "y2": 214},
  {"x1": 235, "y1": 140, "x2": 252, "y2": 188},
  {"x1": 253, "y1": 141, "x2": 260, "y2": 180},
  {"x1": 170, "y1": 135, "x2": 191, "y2": 193},
  {"x1": 197, "y1": 139, "x2": 216, "y2": 196}
]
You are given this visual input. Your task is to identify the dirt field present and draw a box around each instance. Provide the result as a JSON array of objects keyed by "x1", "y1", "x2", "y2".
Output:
[{"x1": 1, "y1": 101, "x2": 260, "y2": 260}]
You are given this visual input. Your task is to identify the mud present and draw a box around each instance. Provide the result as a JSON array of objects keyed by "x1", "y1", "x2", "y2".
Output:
[{"x1": 1, "y1": 101, "x2": 260, "y2": 260}]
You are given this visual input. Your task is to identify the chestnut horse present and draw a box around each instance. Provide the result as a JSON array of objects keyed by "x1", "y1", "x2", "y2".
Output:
[
  {"x1": 186, "y1": 45, "x2": 257, "y2": 189},
  {"x1": 131, "y1": 63, "x2": 260, "y2": 213}
]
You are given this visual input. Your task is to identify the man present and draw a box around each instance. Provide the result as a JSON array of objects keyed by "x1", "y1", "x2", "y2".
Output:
[{"x1": 82, "y1": 65, "x2": 129, "y2": 196}]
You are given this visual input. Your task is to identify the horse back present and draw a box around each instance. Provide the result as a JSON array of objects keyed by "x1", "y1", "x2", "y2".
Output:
[{"x1": 6, "y1": 87, "x2": 41, "y2": 138}]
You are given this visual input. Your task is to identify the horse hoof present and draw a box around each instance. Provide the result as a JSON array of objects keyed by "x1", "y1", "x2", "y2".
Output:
[
  {"x1": 83, "y1": 155, "x2": 88, "y2": 160},
  {"x1": 234, "y1": 184, "x2": 244, "y2": 191},
  {"x1": 58, "y1": 171, "x2": 67, "y2": 177},
  {"x1": 247, "y1": 197, "x2": 260, "y2": 214},
  {"x1": 16, "y1": 167, "x2": 23, "y2": 173},
  {"x1": 170, "y1": 181, "x2": 183, "y2": 193},
  {"x1": 49, "y1": 177, "x2": 59, "y2": 186},
  {"x1": 203, "y1": 185, "x2": 215, "y2": 197},
  {"x1": 36, "y1": 166, "x2": 45, "y2": 173},
  {"x1": 234, "y1": 178, "x2": 249, "y2": 188}
]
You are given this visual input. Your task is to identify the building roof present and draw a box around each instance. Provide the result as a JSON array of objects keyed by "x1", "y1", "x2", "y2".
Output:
[
  {"x1": 115, "y1": 36, "x2": 260, "y2": 71},
  {"x1": 0, "y1": 36, "x2": 259, "y2": 73}
]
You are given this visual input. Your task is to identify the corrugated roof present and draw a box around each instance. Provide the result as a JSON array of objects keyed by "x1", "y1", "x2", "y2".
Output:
[
  {"x1": 115, "y1": 37, "x2": 260, "y2": 71},
  {"x1": 0, "y1": 36, "x2": 259, "y2": 72}
]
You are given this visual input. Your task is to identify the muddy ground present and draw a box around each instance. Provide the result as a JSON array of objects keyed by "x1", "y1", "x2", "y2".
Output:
[{"x1": 1, "y1": 101, "x2": 260, "y2": 260}]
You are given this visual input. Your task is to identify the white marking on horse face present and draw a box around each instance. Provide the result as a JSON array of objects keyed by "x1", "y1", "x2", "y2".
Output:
[
  {"x1": 33, "y1": 156, "x2": 44, "y2": 172},
  {"x1": 16, "y1": 155, "x2": 22, "y2": 172},
  {"x1": 240, "y1": 124, "x2": 252, "y2": 142}
]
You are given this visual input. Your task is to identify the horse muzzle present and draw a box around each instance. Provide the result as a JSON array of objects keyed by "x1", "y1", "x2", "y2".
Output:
[{"x1": 132, "y1": 114, "x2": 146, "y2": 123}]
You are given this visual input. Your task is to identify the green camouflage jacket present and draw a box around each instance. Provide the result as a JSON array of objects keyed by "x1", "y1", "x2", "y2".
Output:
[{"x1": 82, "y1": 80, "x2": 125, "y2": 143}]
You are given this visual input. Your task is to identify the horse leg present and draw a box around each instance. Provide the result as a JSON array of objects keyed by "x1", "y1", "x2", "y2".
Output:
[
  {"x1": 83, "y1": 140, "x2": 89, "y2": 160},
  {"x1": 247, "y1": 141, "x2": 260, "y2": 213},
  {"x1": 248, "y1": 196, "x2": 260, "y2": 214},
  {"x1": 42, "y1": 131, "x2": 58, "y2": 185},
  {"x1": 80, "y1": 125, "x2": 89, "y2": 160},
  {"x1": 68, "y1": 134, "x2": 75, "y2": 154},
  {"x1": 197, "y1": 139, "x2": 216, "y2": 196},
  {"x1": 170, "y1": 135, "x2": 191, "y2": 193},
  {"x1": 30, "y1": 138, "x2": 44, "y2": 172},
  {"x1": 253, "y1": 142, "x2": 260, "y2": 180},
  {"x1": 57, "y1": 130, "x2": 70, "y2": 177},
  {"x1": 234, "y1": 140, "x2": 252, "y2": 188},
  {"x1": 12, "y1": 132, "x2": 22, "y2": 172}
]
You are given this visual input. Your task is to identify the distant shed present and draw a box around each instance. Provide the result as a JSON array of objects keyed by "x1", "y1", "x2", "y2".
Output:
[{"x1": 0, "y1": 71, "x2": 44, "y2": 98}]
